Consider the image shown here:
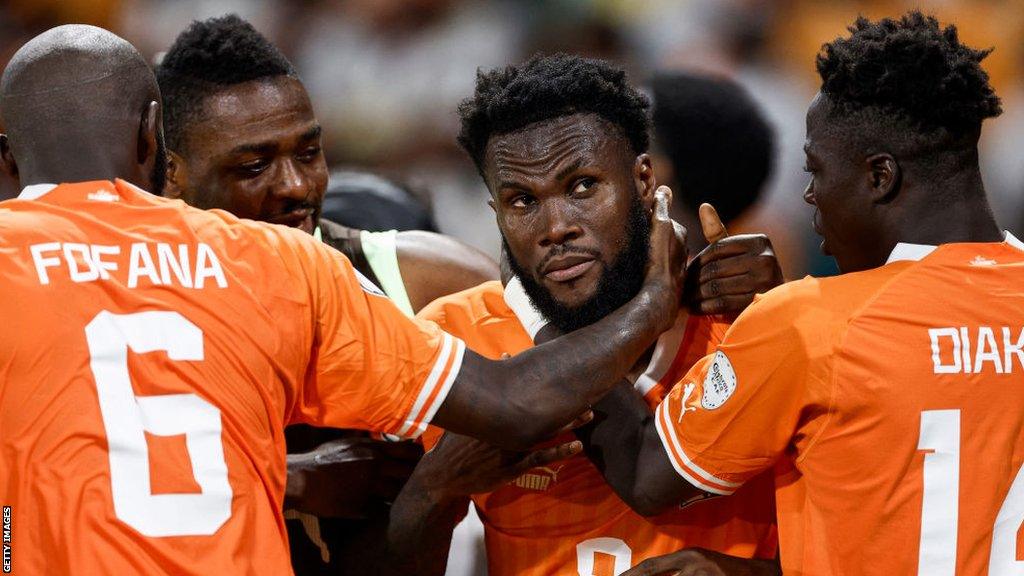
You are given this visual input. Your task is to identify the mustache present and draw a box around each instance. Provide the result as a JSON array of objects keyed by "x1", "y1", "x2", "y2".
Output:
[{"x1": 534, "y1": 245, "x2": 601, "y2": 276}]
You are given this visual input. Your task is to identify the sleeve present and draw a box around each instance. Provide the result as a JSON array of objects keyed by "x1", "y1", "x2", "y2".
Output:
[
  {"x1": 289, "y1": 233, "x2": 465, "y2": 440},
  {"x1": 654, "y1": 286, "x2": 827, "y2": 495}
]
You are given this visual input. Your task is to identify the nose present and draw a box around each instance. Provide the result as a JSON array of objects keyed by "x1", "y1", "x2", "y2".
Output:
[
  {"x1": 538, "y1": 199, "x2": 583, "y2": 247},
  {"x1": 273, "y1": 159, "x2": 313, "y2": 202},
  {"x1": 803, "y1": 179, "x2": 816, "y2": 206}
]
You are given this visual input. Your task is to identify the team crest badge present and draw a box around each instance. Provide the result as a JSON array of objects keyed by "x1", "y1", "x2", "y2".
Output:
[{"x1": 701, "y1": 351, "x2": 737, "y2": 410}]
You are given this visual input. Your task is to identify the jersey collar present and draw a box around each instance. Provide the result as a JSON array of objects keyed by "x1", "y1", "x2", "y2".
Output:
[
  {"x1": 887, "y1": 230, "x2": 1024, "y2": 263},
  {"x1": 17, "y1": 183, "x2": 57, "y2": 200}
]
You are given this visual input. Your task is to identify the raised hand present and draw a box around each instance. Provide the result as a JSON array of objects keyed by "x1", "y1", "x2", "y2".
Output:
[
  {"x1": 685, "y1": 203, "x2": 784, "y2": 315},
  {"x1": 643, "y1": 186, "x2": 689, "y2": 329}
]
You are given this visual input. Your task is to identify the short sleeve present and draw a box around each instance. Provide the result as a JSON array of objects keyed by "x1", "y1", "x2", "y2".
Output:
[
  {"x1": 654, "y1": 284, "x2": 829, "y2": 495},
  {"x1": 289, "y1": 234, "x2": 465, "y2": 439}
]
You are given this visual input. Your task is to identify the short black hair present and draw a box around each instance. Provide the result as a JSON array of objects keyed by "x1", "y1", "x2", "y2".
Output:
[
  {"x1": 817, "y1": 11, "x2": 1001, "y2": 140},
  {"x1": 156, "y1": 14, "x2": 297, "y2": 153},
  {"x1": 652, "y1": 72, "x2": 774, "y2": 224},
  {"x1": 457, "y1": 53, "x2": 650, "y2": 175}
]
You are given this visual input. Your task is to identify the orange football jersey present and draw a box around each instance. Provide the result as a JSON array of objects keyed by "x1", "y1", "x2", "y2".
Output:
[
  {"x1": 657, "y1": 236, "x2": 1024, "y2": 575},
  {"x1": 420, "y1": 281, "x2": 777, "y2": 576},
  {"x1": 0, "y1": 180, "x2": 463, "y2": 575}
]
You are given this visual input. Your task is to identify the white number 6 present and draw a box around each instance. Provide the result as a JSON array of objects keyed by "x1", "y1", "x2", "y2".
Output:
[{"x1": 85, "y1": 310, "x2": 232, "y2": 537}]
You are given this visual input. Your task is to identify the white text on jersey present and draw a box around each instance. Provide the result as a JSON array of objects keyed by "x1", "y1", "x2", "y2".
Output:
[
  {"x1": 29, "y1": 242, "x2": 228, "y2": 289},
  {"x1": 929, "y1": 326, "x2": 1024, "y2": 374}
]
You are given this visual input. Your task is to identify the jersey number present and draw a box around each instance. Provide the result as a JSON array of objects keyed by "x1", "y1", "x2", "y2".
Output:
[
  {"x1": 918, "y1": 409, "x2": 1024, "y2": 574},
  {"x1": 577, "y1": 537, "x2": 632, "y2": 576},
  {"x1": 85, "y1": 310, "x2": 232, "y2": 537}
]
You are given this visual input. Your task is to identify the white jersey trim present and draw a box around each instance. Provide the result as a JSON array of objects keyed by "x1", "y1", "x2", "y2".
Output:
[
  {"x1": 654, "y1": 398, "x2": 740, "y2": 495},
  {"x1": 887, "y1": 231, "x2": 1024, "y2": 263},
  {"x1": 18, "y1": 183, "x2": 57, "y2": 200},
  {"x1": 396, "y1": 332, "x2": 465, "y2": 439}
]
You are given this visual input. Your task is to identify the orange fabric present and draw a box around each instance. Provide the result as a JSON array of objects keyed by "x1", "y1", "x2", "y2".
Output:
[
  {"x1": 658, "y1": 239, "x2": 1024, "y2": 575},
  {"x1": 0, "y1": 180, "x2": 460, "y2": 575},
  {"x1": 419, "y1": 281, "x2": 777, "y2": 576}
]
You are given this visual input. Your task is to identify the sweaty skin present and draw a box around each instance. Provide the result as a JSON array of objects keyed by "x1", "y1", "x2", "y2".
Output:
[
  {"x1": 488, "y1": 114, "x2": 641, "y2": 310},
  {"x1": 387, "y1": 112, "x2": 783, "y2": 575},
  {"x1": 163, "y1": 75, "x2": 499, "y2": 310},
  {"x1": 1, "y1": 24, "x2": 690, "y2": 574}
]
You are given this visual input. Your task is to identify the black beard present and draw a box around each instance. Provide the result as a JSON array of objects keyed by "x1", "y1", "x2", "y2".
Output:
[{"x1": 505, "y1": 193, "x2": 650, "y2": 334}]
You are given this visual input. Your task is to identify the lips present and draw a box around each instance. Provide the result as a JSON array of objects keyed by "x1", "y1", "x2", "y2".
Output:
[
  {"x1": 268, "y1": 208, "x2": 317, "y2": 234},
  {"x1": 542, "y1": 254, "x2": 597, "y2": 283}
]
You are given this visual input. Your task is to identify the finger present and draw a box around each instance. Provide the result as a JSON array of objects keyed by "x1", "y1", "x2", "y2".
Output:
[
  {"x1": 556, "y1": 410, "x2": 594, "y2": 434},
  {"x1": 699, "y1": 274, "x2": 760, "y2": 300},
  {"x1": 698, "y1": 293, "x2": 756, "y2": 316},
  {"x1": 619, "y1": 557, "x2": 682, "y2": 576},
  {"x1": 655, "y1": 185, "x2": 672, "y2": 222},
  {"x1": 697, "y1": 255, "x2": 765, "y2": 284},
  {"x1": 515, "y1": 440, "x2": 582, "y2": 474},
  {"x1": 698, "y1": 203, "x2": 728, "y2": 243},
  {"x1": 693, "y1": 237, "x2": 761, "y2": 269}
]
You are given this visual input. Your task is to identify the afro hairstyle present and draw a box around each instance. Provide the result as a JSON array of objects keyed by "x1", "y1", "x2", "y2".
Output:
[
  {"x1": 817, "y1": 11, "x2": 1001, "y2": 140},
  {"x1": 155, "y1": 14, "x2": 297, "y2": 153},
  {"x1": 652, "y1": 72, "x2": 774, "y2": 224},
  {"x1": 457, "y1": 53, "x2": 650, "y2": 176}
]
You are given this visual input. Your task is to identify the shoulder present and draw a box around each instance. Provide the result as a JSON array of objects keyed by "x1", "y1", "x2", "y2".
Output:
[
  {"x1": 416, "y1": 280, "x2": 508, "y2": 326},
  {"x1": 416, "y1": 280, "x2": 532, "y2": 357},
  {"x1": 394, "y1": 231, "x2": 500, "y2": 312},
  {"x1": 395, "y1": 231, "x2": 499, "y2": 282}
]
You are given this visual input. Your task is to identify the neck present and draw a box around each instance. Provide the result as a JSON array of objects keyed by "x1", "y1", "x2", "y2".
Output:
[
  {"x1": 18, "y1": 152, "x2": 137, "y2": 188},
  {"x1": 884, "y1": 168, "x2": 1002, "y2": 250}
]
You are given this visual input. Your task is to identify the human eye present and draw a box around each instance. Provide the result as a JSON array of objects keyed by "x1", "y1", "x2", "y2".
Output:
[
  {"x1": 509, "y1": 194, "x2": 536, "y2": 209},
  {"x1": 237, "y1": 158, "x2": 270, "y2": 176},
  {"x1": 296, "y1": 145, "x2": 322, "y2": 163},
  {"x1": 570, "y1": 177, "x2": 596, "y2": 196}
]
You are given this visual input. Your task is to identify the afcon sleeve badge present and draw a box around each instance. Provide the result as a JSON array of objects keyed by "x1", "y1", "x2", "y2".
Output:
[{"x1": 701, "y1": 351, "x2": 737, "y2": 410}]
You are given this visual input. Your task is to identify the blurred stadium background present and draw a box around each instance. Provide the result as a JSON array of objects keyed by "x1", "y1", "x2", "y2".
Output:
[{"x1": 3, "y1": 0, "x2": 1024, "y2": 282}]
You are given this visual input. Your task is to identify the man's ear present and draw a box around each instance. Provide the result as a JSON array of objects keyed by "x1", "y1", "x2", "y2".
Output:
[
  {"x1": 633, "y1": 153, "x2": 657, "y2": 211},
  {"x1": 163, "y1": 150, "x2": 188, "y2": 200},
  {"x1": 0, "y1": 134, "x2": 19, "y2": 181},
  {"x1": 137, "y1": 101, "x2": 159, "y2": 166},
  {"x1": 866, "y1": 153, "x2": 900, "y2": 203}
]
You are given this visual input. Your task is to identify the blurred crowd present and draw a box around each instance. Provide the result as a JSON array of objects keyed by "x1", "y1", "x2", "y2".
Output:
[{"x1": 2, "y1": 0, "x2": 1024, "y2": 279}]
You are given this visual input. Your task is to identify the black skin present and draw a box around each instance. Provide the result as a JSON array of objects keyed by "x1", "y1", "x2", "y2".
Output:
[
  {"x1": 158, "y1": 73, "x2": 498, "y2": 520},
  {"x1": 386, "y1": 113, "x2": 782, "y2": 574},
  {"x1": 547, "y1": 89, "x2": 1004, "y2": 574},
  {"x1": 619, "y1": 548, "x2": 780, "y2": 576},
  {"x1": 0, "y1": 26, "x2": 163, "y2": 193},
  {"x1": 804, "y1": 92, "x2": 1002, "y2": 272},
  {"x1": 2, "y1": 12, "x2": 687, "y2": 531}
]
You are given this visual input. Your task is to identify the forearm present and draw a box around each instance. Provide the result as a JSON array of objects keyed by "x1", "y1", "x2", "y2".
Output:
[
  {"x1": 574, "y1": 380, "x2": 649, "y2": 507},
  {"x1": 574, "y1": 379, "x2": 703, "y2": 516},
  {"x1": 436, "y1": 285, "x2": 673, "y2": 449},
  {"x1": 385, "y1": 474, "x2": 467, "y2": 576}
]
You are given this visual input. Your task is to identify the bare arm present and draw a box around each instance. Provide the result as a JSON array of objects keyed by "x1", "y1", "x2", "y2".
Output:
[
  {"x1": 574, "y1": 380, "x2": 703, "y2": 516},
  {"x1": 431, "y1": 187, "x2": 685, "y2": 450},
  {"x1": 395, "y1": 231, "x2": 500, "y2": 312},
  {"x1": 386, "y1": 433, "x2": 581, "y2": 575}
]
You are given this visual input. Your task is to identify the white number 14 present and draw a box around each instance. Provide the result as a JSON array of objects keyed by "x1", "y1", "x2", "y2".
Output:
[{"x1": 918, "y1": 409, "x2": 1024, "y2": 575}]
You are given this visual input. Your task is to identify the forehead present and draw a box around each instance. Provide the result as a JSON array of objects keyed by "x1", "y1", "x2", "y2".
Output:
[
  {"x1": 187, "y1": 76, "x2": 317, "y2": 149},
  {"x1": 484, "y1": 114, "x2": 628, "y2": 183},
  {"x1": 804, "y1": 92, "x2": 842, "y2": 158}
]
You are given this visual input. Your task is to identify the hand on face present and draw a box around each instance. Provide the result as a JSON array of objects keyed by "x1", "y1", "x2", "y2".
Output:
[
  {"x1": 620, "y1": 547, "x2": 781, "y2": 576},
  {"x1": 642, "y1": 186, "x2": 688, "y2": 328},
  {"x1": 285, "y1": 436, "x2": 423, "y2": 518},
  {"x1": 685, "y1": 203, "x2": 784, "y2": 315}
]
